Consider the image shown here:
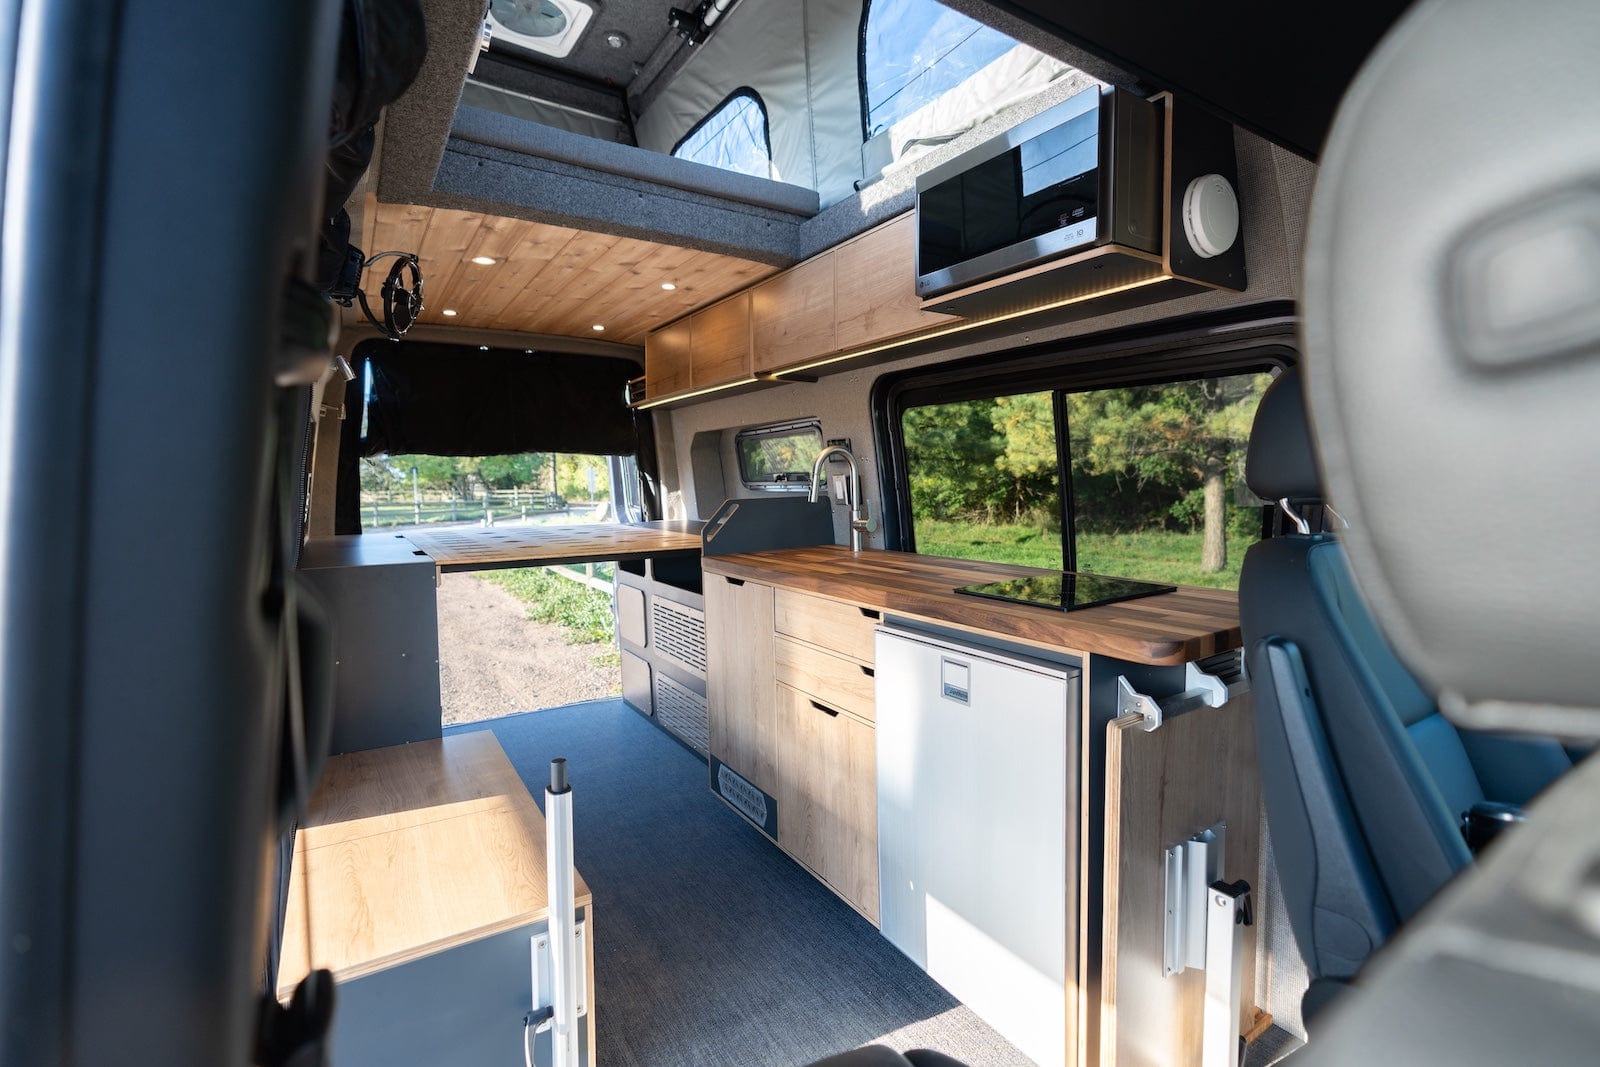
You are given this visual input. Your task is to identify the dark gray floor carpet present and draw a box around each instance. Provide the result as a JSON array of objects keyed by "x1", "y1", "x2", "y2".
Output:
[{"x1": 450, "y1": 700, "x2": 1032, "y2": 1067}]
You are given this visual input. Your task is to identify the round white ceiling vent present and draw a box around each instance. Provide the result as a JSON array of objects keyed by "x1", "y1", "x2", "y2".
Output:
[{"x1": 489, "y1": 0, "x2": 595, "y2": 59}]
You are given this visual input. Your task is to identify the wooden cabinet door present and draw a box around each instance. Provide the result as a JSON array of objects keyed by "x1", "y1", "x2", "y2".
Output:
[
  {"x1": 824, "y1": 710, "x2": 879, "y2": 922},
  {"x1": 775, "y1": 682, "x2": 880, "y2": 922},
  {"x1": 691, "y1": 290, "x2": 753, "y2": 388},
  {"x1": 644, "y1": 317, "x2": 692, "y2": 399},
  {"x1": 833, "y1": 212, "x2": 957, "y2": 351},
  {"x1": 752, "y1": 253, "x2": 836, "y2": 373},
  {"x1": 775, "y1": 682, "x2": 827, "y2": 875},
  {"x1": 705, "y1": 575, "x2": 777, "y2": 796}
]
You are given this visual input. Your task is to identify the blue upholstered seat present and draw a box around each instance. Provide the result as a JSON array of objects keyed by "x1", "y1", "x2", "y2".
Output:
[{"x1": 1238, "y1": 368, "x2": 1572, "y2": 982}]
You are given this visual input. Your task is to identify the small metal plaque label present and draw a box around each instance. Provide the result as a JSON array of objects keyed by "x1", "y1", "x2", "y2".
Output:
[{"x1": 941, "y1": 658, "x2": 971, "y2": 704}]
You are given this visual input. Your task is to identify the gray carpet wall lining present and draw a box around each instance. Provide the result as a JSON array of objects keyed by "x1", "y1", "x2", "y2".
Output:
[
  {"x1": 431, "y1": 139, "x2": 804, "y2": 264},
  {"x1": 453, "y1": 105, "x2": 821, "y2": 217}
]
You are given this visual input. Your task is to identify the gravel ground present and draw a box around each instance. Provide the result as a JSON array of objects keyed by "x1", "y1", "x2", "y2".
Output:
[{"x1": 436, "y1": 573, "x2": 620, "y2": 725}]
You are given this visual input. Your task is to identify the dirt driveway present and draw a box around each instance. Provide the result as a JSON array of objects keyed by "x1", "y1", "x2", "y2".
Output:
[{"x1": 436, "y1": 573, "x2": 620, "y2": 725}]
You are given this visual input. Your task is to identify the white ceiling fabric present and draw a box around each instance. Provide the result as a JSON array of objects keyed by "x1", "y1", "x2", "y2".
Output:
[{"x1": 634, "y1": 0, "x2": 867, "y2": 207}]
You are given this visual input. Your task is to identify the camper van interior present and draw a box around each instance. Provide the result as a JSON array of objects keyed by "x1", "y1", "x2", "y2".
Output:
[{"x1": 3, "y1": 0, "x2": 1599, "y2": 1065}]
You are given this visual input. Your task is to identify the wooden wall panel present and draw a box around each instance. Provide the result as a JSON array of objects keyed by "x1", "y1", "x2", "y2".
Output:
[
  {"x1": 1100, "y1": 696, "x2": 1261, "y2": 1067},
  {"x1": 363, "y1": 202, "x2": 776, "y2": 344}
]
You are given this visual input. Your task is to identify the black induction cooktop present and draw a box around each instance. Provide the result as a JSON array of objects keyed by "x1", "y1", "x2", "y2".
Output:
[{"x1": 954, "y1": 572, "x2": 1176, "y2": 613}]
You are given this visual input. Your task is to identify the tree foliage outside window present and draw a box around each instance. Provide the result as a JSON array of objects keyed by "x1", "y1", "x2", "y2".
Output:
[
  {"x1": 901, "y1": 373, "x2": 1273, "y2": 588},
  {"x1": 862, "y1": 0, "x2": 1017, "y2": 136},
  {"x1": 672, "y1": 91, "x2": 772, "y2": 180},
  {"x1": 359, "y1": 452, "x2": 623, "y2": 527}
]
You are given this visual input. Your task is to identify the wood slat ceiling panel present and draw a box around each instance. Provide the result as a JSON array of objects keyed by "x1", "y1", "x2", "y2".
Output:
[{"x1": 364, "y1": 202, "x2": 777, "y2": 345}]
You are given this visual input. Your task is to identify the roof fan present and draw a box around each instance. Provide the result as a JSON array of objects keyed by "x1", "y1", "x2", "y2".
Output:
[{"x1": 488, "y1": 0, "x2": 595, "y2": 58}]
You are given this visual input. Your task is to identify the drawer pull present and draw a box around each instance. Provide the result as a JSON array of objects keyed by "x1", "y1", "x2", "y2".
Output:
[
  {"x1": 726, "y1": 577, "x2": 745, "y2": 587},
  {"x1": 810, "y1": 699, "x2": 840, "y2": 718},
  {"x1": 859, "y1": 607, "x2": 881, "y2": 620},
  {"x1": 860, "y1": 665, "x2": 875, "y2": 678}
]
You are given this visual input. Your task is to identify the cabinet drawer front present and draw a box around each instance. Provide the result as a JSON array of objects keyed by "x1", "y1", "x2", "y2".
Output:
[
  {"x1": 774, "y1": 635, "x2": 875, "y2": 723},
  {"x1": 773, "y1": 588, "x2": 879, "y2": 663}
]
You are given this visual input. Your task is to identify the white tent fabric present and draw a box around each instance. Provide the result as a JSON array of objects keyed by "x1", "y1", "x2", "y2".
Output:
[
  {"x1": 634, "y1": 0, "x2": 864, "y2": 207},
  {"x1": 635, "y1": 0, "x2": 1079, "y2": 209},
  {"x1": 461, "y1": 80, "x2": 628, "y2": 143},
  {"x1": 879, "y1": 45, "x2": 1083, "y2": 173}
]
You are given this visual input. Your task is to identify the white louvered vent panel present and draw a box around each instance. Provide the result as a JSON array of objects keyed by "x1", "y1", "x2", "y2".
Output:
[
  {"x1": 651, "y1": 598, "x2": 706, "y2": 678},
  {"x1": 654, "y1": 676, "x2": 708, "y2": 757}
]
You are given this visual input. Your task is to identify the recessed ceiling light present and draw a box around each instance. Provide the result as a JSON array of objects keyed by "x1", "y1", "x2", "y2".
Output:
[
  {"x1": 470, "y1": 255, "x2": 496, "y2": 266},
  {"x1": 442, "y1": 308, "x2": 458, "y2": 316},
  {"x1": 592, "y1": 324, "x2": 605, "y2": 331},
  {"x1": 660, "y1": 282, "x2": 677, "y2": 290}
]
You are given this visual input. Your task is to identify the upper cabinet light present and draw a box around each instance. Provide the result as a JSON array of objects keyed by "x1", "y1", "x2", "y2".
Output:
[{"x1": 487, "y1": 0, "x2": 595, "y2": 60}]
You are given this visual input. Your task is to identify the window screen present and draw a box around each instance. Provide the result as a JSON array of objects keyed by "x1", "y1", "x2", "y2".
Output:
[
  {"x1": 861, "y1": 0, "x2": 1018, "y2": 136},
  {"x1": 899, "y1": 372, "x2": 1274, "y2": 589},
  {"x1": 736, "y1": 420, "x2": 823, "y2": 489},
  {"x1": 672, "y1": 90, "x2": 772, "y2": 180}
]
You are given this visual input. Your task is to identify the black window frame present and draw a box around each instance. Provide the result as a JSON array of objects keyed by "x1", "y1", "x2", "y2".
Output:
[
  {"x1": 735, "y1": 418, "x2": 824, "y2": 491},
  {"x1": 670, "y1": 86, "x2": 774, "y2": 176},
  {"x1": 871, "y1": 304, "x2": 1300, "y2": 569}
]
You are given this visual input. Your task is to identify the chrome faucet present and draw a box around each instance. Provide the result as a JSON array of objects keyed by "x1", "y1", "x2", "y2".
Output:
[{"x1": 808, "y1": 445, "x2": 874, "y2": 552}]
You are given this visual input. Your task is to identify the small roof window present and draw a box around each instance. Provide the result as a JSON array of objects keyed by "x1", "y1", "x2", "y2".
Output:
[
  {"x1": 861, "y1": 0, "x2": 1087, "y2": 172},
  {"x1": 672, "y1": 89, "x2": 773, "y2": 180},
  {"x1": 862, "y1": 0, "x2": 1017, "y2": 137}
]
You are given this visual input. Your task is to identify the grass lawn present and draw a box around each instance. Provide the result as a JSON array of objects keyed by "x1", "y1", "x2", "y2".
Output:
[
  {"x1": 914, "y1": 519, "x2": 1249, "y2": 590},
  {"x1": 477, "y1": 566, "x2": 620, "y2": 666}
]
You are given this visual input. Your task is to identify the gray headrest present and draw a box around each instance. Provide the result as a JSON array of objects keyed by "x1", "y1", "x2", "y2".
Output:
[
  {"x1": 1245, "y1": 367, "x2": 1320, "y2": 503},
  {"x1": 1302, "y1": 0, "x2": 1600, "y2": 737}
]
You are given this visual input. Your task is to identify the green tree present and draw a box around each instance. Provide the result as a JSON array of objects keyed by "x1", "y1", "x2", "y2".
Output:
[
  {"x1": 1068, "y1": 375, "x2": 1268, "y2": 573},
  {"x1": 902, "y1": 398, "x2": 1004, "y2": 520},
  {"x1": 991, "y1": 392, "x2": 1059, "y2": 525}
]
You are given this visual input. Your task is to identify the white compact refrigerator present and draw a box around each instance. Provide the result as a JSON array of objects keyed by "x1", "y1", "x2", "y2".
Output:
[{"x1": 874, "y1": 626, "x2": 1080, "y2": 1067}]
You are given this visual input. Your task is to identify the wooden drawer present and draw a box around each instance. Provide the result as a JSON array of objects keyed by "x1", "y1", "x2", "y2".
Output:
[
  {"x1": 774, "y1": 634, "x2": 875, "y2": 724},
  {"x1": 773, "y1": 588, "x2": 879, "y2": 663}
]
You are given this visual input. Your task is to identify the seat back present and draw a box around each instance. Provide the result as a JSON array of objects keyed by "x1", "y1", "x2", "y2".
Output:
[{"x1": 1239, "y1": 369, "x2": 1567, "y2": 978}]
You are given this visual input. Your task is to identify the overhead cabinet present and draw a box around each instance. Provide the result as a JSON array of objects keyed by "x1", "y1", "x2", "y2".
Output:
[
  {"x1": 643, "y1": 213, "x2": 957, "y2": 402},
  {"x1": 832, "y1": 213, "x2": 954, "y2": 352},
  {"x1": 644, "y1": 290, "x2": 753, "y2": 400}
]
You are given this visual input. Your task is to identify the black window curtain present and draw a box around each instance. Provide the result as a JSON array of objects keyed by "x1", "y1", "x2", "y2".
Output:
[
  {"x1": 333, "y1": 340, "x2": 654, "y2": 533},
  {"x1": 360, "y1": 341, "x2": 642, "y2": 457}
]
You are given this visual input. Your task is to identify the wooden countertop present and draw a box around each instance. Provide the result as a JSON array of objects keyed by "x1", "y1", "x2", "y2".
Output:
[
  {"x1": 277, "y1": 732, "x2": 590, "y2": 998},
  {"x1": 701, "y1": 545, "x2": 1240, "y2": 666},
  {"x1": 304, "y1": 520, "x2": 705, "y2": 573},
  {"x1": 403, "y1": 520, "x2": 704, "y2": 571}
]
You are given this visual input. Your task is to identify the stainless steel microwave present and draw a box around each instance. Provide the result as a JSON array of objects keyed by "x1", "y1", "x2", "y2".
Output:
[{"x1": 914, "y1": 86, "x2": 1163, "y2": 298}]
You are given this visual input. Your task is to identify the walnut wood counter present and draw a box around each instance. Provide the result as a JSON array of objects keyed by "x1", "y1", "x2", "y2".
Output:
[
  {"x1": 278, "y1": 731, "x2": 593, "y2": 998},
  {"x1": 700, "y1": 545, "x2": 1239, "y2": 665}
]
